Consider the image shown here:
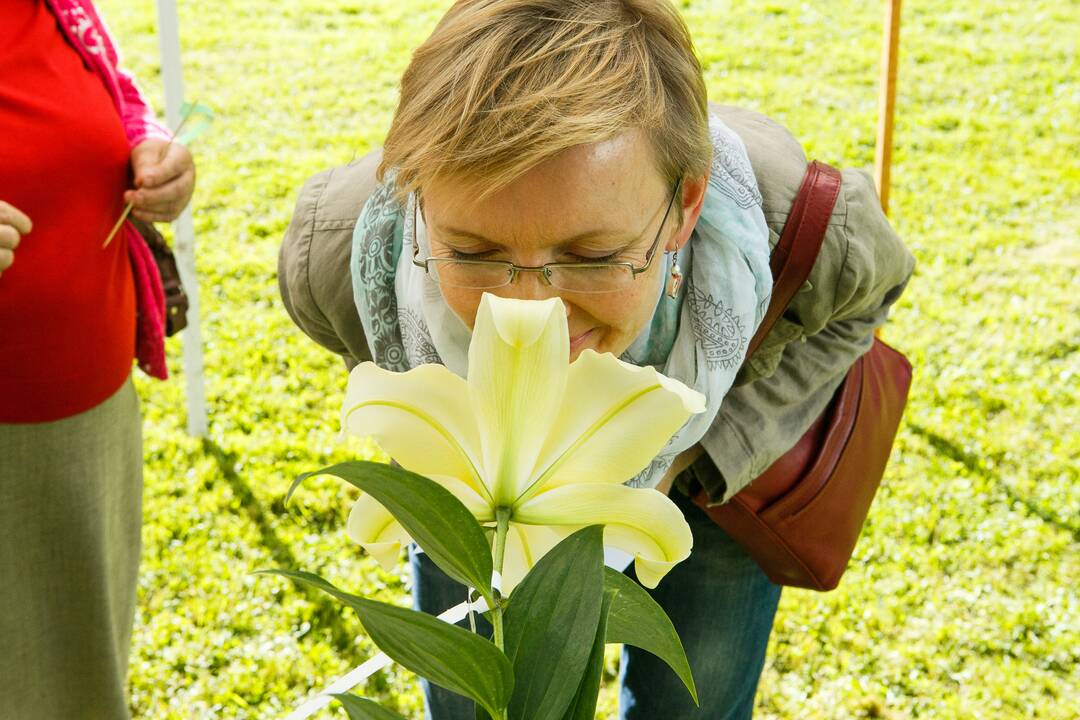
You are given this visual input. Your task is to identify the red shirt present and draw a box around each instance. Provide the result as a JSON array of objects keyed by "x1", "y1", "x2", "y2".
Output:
[{"x1": 0, "y1": 0, "x2": 136, "y2": 422}]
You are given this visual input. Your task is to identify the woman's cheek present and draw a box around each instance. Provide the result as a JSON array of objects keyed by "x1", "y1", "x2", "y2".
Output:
[
  {"x1": 439, "y1": 285, "x2": 483, "y2": 330},
  {"x1": 577, "y1": 290, "x2": 643, "y2": 353},
  {"x1": 609, "y1": 270, "x2": 667, "y2": 350}
]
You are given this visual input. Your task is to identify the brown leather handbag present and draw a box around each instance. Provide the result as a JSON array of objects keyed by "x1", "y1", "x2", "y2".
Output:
[
  {"x1": 692, "y1": 161, "x2": 913, "y2": 591},
  {"x1": 130, "y1": 217, "x2": 189, "y2": 336}
]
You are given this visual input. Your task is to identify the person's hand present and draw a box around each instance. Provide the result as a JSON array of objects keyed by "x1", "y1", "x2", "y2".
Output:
[
  {"x1": 124, "y1": 139, "x2": 195, "y2": 223},
  {"x1": 0, "y1": 201, "x2": 32, "y2": 279}
]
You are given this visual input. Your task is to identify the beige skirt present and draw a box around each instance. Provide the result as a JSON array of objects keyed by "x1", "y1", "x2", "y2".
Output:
[{"x1": 0, "y1": 377, "x2": 142, "y2": 720}]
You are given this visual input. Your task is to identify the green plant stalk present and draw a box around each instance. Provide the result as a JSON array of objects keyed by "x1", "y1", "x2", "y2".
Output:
[
  {"x1": 490, "y1": 507, "x2": 512, "y2": 720},
  {"x1": 490, "y1": 507, "x2": 511, "y2": 648}
]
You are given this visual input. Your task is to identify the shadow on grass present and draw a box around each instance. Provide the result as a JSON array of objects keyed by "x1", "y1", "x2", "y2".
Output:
[
  {"x1": 201, "y1": 438, "x2": 358, "y2": 655},
  {"x1": 907, "y1": 424, "x2": 1079, "y2": 542}
]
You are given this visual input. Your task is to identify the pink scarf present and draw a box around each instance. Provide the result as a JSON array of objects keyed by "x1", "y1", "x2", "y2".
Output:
[{"x1": 46, "y1": 0, "x2": 174, "y2": 379}]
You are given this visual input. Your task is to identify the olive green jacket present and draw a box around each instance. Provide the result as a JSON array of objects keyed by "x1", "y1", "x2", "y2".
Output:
[{"x1": 278, "y1": 105, "x2": 915, "y2": 502}]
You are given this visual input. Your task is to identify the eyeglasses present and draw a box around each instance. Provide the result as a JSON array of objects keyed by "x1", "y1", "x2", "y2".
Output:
[{"x1": 410, "y1": 181, "x2": 682, "y2": 294}]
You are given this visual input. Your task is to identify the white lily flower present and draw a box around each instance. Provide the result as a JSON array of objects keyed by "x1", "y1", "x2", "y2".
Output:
[{"x1": 342, "y1": 293, "x2": 705, "y2": 591}]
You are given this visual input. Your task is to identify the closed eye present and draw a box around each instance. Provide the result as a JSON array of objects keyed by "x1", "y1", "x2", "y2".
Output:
[
  {"x1": 564, "y1": 251, "x2": 622, "y2": 263},
  {"x1": 443, "y1": 248, "x2": 502, "y2": 261}
]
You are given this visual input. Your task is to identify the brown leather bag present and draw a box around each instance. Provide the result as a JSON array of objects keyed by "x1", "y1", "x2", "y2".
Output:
[
  {"x1": 130, "y1": 217, "x2": 189, "y2": 336},
  {"x1": 692, "y1": 161, "x2": 913, "y2": 591}
]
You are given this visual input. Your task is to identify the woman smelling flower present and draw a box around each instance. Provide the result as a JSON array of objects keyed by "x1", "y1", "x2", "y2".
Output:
[{"x1": 279, "y1": 1, "x2": 914, "y2": 717}]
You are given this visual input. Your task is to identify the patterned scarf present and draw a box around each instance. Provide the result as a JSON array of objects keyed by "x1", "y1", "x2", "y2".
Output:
[{"x1": 351, "y1": 114, "x2": 772, "y2": 488}]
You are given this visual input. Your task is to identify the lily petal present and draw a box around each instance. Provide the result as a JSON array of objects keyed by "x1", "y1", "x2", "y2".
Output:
[
  {"x1": 346, "y1": 493, "x2": 413, "y2": 570},
  {"x1": 468, "y1": 294, "x2": 569, "y2": 505},
  {"x1": 524, "y1": 350, "x2": 705, "y2": 497},
  {"x1": 513, "y1": 483, "x2": 692, "y2": 588},
  {"x1": 342, "y1": 363, "x2": 489, "y2": 501},
  {"x1": 427, "y1": 474, "x2": 496, "y2": 523},
  {"x1": 499, "y1": 522, "x2": 575, "y2": 594}
]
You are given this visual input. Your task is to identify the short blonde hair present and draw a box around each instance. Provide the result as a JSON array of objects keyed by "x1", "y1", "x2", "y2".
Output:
[{"x1": 378, "y1": 0, "x2": 712, "y2": 204}]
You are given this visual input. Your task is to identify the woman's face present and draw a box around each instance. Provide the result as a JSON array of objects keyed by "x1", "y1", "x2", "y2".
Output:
[{"x1": 420, "y1": 130, "x2": 705, "y2": 361}]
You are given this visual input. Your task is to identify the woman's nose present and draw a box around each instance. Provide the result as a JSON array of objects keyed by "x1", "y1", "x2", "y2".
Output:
[{"x1": 499, "y1": 268, "x2": 559, "y2": 301}]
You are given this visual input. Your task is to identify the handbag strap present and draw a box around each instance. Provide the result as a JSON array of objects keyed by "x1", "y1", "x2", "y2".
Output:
[{"x1": 744, "y1": 160, "x2": 843, "y2": 360}]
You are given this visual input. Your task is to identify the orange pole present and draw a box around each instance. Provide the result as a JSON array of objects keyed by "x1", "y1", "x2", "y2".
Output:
[{"x1": 874, "y1": 0, "x2": 902, "y2": 215}]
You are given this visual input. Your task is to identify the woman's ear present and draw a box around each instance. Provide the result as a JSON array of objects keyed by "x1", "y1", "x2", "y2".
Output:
[{"x1": 666, "y1": 174, "x2": 708, "y2": 252}]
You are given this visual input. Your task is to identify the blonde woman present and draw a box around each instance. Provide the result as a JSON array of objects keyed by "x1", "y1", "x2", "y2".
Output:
[{"x1": 279, "y1": 1, "x2": 913, "y2": 717}]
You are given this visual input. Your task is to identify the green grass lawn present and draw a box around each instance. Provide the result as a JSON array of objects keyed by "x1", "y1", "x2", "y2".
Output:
[{"x1": 97, "y1": 0, "x2": 1078, "y2": 717}]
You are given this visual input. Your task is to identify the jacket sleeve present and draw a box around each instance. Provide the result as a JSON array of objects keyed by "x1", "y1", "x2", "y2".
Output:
[
  {"x1": 279, "y1": 158, "x2": 381, "y2": 368},
  {"x1": 115, "y1": 68, "x2": 172, "y2": 148},
  {"x1": 697, "y1": 167, "x2": 915, "y2": 502},
  {"x1": 84, "y1": 2, "x2": 172, "y2": 147}
]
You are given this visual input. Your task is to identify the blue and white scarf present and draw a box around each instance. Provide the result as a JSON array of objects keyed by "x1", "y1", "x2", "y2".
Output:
[{"x1": 351, "y1": 114, "x2": 772, "y2": 488}]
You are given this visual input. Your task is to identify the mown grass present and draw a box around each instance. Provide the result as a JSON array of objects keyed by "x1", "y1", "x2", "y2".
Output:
[{"x1": 97, "y1": 0, "x2": 1078, "y2": 717}]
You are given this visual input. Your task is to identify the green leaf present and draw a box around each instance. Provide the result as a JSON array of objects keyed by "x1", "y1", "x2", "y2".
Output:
[
  {"x1": 331, "y1": 694, "x2": 407, "y2": 719},
  {"x1": 603, "y1": 568, "x2": 698, "y2": 705},
  {"x1": 560, "y1": 586, "x2": 616, "y2": 720},
  {"x1": 502, "y1": 525, "x2": 605, "y2": 720},
  {"x1": 261, "y1": 569, "x2": 513, "y2": 718},
  {"x1": 290, "y1": 461, "x2": 493, "y2": 598}
]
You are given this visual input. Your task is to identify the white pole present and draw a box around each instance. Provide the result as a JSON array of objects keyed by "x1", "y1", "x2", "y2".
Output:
[{"x1": 155, "y1": 0, "x2": 207, "y2": 437}]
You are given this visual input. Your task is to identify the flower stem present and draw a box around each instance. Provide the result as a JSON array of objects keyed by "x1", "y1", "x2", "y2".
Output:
[
  {"x1": 490, "y1": 508, "x2": 512, "y2": 720},
  {"x1": 490, "y1": 508, "x2": 511, "y2": 649}
]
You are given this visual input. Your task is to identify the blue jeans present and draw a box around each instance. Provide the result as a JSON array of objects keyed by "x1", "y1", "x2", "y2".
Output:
[{"x1": 410, "y1": 490, "x2": 781, "y2": 720}]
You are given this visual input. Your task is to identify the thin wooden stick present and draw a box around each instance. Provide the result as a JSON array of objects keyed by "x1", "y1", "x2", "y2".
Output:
[
  {"x1": 101, "y1": 201, "x2": 134, "y2": 248},
  {"x1": 874, "y1": 0, "x2": 902, "y2": 215}
]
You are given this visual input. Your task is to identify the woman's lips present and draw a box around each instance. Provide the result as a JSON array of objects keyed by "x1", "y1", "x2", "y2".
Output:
[{"x1": 570, "y1": 328, "x2": 596, "y2": 353}]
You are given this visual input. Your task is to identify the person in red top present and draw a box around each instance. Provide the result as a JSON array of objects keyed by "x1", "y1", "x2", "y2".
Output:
[{"x1": 0, "y1": 1, "x2": 195, "y2": 717}]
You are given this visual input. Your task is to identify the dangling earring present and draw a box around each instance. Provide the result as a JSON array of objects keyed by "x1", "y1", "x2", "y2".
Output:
[{"x1": 666, "y1": 251, "x2": 683, "y2": 299}]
